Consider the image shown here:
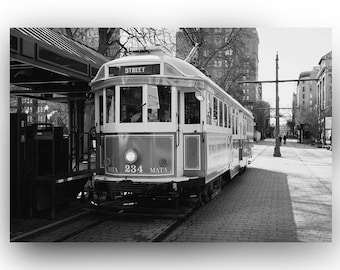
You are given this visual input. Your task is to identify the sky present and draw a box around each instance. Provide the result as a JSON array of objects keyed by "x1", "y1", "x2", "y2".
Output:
[{"x1": 257, "y1": 28, "x2": 332, "y2": 110}]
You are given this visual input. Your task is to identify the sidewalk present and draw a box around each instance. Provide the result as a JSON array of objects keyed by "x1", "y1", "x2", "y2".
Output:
[{"x1": 164, "y1": 139, "x2": 332, "y2": 242}]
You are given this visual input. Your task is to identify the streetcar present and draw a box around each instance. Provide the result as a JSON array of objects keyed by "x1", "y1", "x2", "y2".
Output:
[{"x1": 90, "y1": 46, "x2": 254, "y2": 205}]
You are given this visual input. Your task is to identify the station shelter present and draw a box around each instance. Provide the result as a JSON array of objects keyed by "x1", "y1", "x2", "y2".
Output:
[{"x1": 10, "y1": 28, "x2": 108, "y2": 218}]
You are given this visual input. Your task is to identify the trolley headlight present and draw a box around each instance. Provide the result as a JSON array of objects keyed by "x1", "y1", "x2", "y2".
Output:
[{"x1": 124, "y1": 148, "x2": 138, "y2": 164}]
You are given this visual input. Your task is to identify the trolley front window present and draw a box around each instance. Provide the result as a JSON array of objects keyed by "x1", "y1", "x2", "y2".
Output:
[
  {"x1": 148, "y1": 85, "x2": 172, "y2": 122},
  {"x1": 120, "y1": 86, "x2": 143, "y2": 123},
  {"x1": 184, "y1": 92, "x2": 200, "y2": 124},
  {"x1": 106, "y1": 87, "x2": 115, "y2": 123}
]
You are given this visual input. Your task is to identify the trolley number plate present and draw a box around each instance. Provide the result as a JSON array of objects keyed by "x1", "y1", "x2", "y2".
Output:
[{"x1": 125, "y1": 164, "x2": 143, "y2": 173}]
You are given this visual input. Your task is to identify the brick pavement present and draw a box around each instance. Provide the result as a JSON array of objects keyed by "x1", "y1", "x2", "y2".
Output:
[{"x1": 163, "y1": 139, "x2": 332, "y2": 242}]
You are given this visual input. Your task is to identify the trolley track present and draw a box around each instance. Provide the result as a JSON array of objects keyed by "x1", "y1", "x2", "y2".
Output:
[{"x1": 11, "y1": 198, "x2": 201, "y2": 242}]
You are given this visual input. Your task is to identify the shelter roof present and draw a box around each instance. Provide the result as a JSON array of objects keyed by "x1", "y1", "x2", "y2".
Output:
[{"x1": 10, "y1": 28, "x2": 108, "y2": 102}]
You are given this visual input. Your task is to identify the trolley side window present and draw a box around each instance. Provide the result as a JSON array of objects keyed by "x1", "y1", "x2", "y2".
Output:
[
  {"x1": 224, "y1": 103, "x2": 228, "y2": 128},
  {"x1": 206, "y1": 93, "x2": 212, "y2": 125},
  {"x1": 184, "y1": 92, "x2": 200, "y2": 124},
  {"x1": 106, "y1": 87, "x2": 115, "y2": 123},
  {"x1": 232, "y1": 108, "x2": 235, "y2": 134},
  {"x1": 147, "y1": 85, "x2": 171, "y2": 122},
  {"x1": 213, "y1": 97, "x2": 218, "y2": 126},
  {"x1": 219, "y1": 100, "x2": 223, "y2": 127},
  {"x1": 236, "y1": 111, "x2": 239, "y2": 135},
  {"x1": 243, "y1": 115, "x2": 247, "y2": 136},
  {"x1": 228, "y1": 105, "x2": 231, "y2": 128},
  {"x1": 99, "y1": 94, "x2": 103, "y2": 126},
  {"x1": 120, "y1": 86, "x2": 143, "y2": 123}
]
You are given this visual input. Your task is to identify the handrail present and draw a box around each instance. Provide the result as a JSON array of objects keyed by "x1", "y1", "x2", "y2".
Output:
[{"x1": 67, "y1": 127, "x2": 96, "y2": 173}]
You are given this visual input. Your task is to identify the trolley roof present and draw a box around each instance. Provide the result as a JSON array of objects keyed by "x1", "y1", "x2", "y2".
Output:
[{"x1": 90, "y1": 46, "x2": 253, "y2": 118}]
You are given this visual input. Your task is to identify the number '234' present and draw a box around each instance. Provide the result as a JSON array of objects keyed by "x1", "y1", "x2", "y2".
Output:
[{"x1": 125, "y1": 164, "x2": 143, "y2": 173}]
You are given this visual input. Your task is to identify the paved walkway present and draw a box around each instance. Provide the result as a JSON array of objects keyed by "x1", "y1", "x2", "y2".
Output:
[{"x1": 164, "y1": 139, "x2": 332, "y2": 242}]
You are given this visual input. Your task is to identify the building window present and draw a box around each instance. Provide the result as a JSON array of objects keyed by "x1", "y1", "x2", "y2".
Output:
[
  {"x1": 216, "y1": 60, "x2": 222, "y2": 67},
  {"x1": 225, "y1": 49, "x2": 233, "y2": 55}
]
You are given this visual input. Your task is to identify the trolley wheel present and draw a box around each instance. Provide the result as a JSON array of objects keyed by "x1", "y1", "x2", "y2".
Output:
[
  {"x1": 222, "y1": 171, "x2": 231, "y2": 184},
  {"x1": 240, "y1": 165, "x2": 247, "y2": 174},
  {"x1": 198, "y1": 191, "x2": 206, "y2": 207},
  {"x1": 203, "y1": 185, "x2": 212, "y2": 203}
]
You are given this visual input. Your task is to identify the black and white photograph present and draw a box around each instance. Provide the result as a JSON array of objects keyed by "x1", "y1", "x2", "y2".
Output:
[{"x1": 1, "y1": 1, "x2": 339, "y2": 270}]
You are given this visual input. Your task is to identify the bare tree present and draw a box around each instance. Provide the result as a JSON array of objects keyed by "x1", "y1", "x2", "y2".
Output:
[
  {"x1": 253, "y1": 100, "x2": 271, "y2": 138},
  {"x1": 295, "y1": 106, "x2": 319, "y2": 140},
  {"x1": 120, "y1": 28, "x2": 176, "y2": 53},
  {"x1": 57, "y1": 27, "x2": 177, "y2": 60},
  {"x1": 176, "y1": 28, "x2": 256, "y2": 103}
]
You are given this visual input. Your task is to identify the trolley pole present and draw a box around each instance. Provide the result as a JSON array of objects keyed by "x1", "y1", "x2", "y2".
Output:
[{"x1": 273, "y1": 52, "x2": 281, "y2": 157}]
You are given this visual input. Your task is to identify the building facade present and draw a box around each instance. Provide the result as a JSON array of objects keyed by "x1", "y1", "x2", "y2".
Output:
[
  {"x1": 317, "y1": 51, "x2": 332, "y2": 144},
  {"x1": 176, "y1": 28, "x2": 260, "y2": 111},
  {"x1": 296, "y1": 67, "x2": 319, "y2": 110},
  {"x1": 240, "y1": 29, "x2": 260, "y2": 111},
  {"x1": 294, "y1": 67, "x2": 319, "y2": 143},
  {"x1": 291, "y1": 92, "x2": 297, "y2": 136}
]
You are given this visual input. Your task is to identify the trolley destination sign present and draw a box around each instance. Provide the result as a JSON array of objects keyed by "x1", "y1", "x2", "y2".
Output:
[{"x1": 109, "y1": 64, "x2": 160, "y2": 77}]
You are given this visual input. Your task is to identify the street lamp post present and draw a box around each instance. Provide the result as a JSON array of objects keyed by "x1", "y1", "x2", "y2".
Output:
[{"x1": 273, "y1": 52, "x2": 281, "y2": 157}]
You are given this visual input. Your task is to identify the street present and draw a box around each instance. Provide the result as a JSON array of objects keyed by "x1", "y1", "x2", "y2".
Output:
[{"x1": 163, "y1": 139, "x2": 332, "y2": 242}]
